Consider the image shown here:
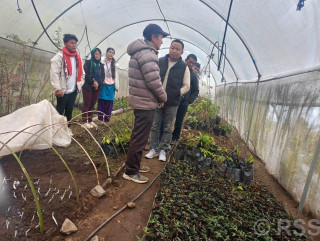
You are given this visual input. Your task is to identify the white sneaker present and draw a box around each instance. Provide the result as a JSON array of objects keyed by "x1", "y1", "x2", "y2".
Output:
[
  {"x1": 90, "y1": 122, "x2": 97, "y2": 128},
  {"x1": 159, "y1": 150, "x2": 166, "y2": 162},
  {"x1": 145, "y1": 149, "x2": 159, "y2": 159},
  {"x1": 82, "y1": 122, "x2": 93, "y2": 129},
  {"x1": 68, "y1": 128, "x2": 73, "y2": 136}
]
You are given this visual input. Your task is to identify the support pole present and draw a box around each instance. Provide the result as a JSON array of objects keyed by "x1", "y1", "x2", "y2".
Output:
[
  {"x1": 223, "y1": 80, "x2": 227, "y2": 120},
  {"x1": 246, "y1": 79, "x2": 260, "y2": 145},
  {"x1": 297, "y1": 135, "x2": 320, "y2": 218},
  {"x1": 231, "y1": 81, "x2": 239, "y2": 123},
  {"x1": 217, "y1": 0, "x2": 233, "y2": 71},
  {"x1": 208, "y1": 63, "x2": 211, "y2": 97}
]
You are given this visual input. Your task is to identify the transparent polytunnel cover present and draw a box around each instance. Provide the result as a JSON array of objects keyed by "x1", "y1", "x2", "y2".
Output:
[{"x1": 0, "y1": 0, "x2": 319, "y2": 85}]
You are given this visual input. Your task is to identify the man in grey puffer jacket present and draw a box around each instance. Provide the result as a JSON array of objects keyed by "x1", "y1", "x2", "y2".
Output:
[{"x1": 123, "y1": 24, "x2": 168, "y2": 184}]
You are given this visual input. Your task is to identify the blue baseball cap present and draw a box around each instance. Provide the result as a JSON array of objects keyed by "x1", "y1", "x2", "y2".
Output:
[{"x1": 143, "y1": 24, "x2": 170, "y2": 39}]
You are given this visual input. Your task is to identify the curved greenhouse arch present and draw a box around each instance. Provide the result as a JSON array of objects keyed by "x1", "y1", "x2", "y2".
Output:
[
  {"x1": 29, "y1": 0, "x2": 259, "y2": 81},
  {"x1": 116, "y1": 36, "x2": 239, "y2": 81},
  {"x1": 92, "y1": 19, "x2": 258, "y2": 79},
  {"x1": 198, "y1": 0, "x2": 261, "y2": 77}
]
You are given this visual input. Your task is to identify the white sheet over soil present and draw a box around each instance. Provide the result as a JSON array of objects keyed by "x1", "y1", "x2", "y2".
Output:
[{"x1": 0, "y1": 99, "x2": 71, "y2": 157}]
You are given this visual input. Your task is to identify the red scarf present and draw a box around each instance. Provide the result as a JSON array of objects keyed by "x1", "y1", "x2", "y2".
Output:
[{"x1": 62, "y1": 47, "x2": 82, "y2": 82}]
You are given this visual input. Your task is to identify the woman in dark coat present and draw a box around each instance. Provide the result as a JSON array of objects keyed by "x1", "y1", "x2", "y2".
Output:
[{"x1": 82, "y1": 48, "x2": 105, "y2": 128}]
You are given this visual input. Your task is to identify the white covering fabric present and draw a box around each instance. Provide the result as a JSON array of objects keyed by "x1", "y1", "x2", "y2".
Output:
[{"x1": 0, "y1": 99, "x2": 71, "y2": 157}]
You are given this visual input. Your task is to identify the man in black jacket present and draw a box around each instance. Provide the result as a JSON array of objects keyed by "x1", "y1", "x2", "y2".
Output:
[{"x1": 172, "y1": 54, "x2": 199, "y2": 143}]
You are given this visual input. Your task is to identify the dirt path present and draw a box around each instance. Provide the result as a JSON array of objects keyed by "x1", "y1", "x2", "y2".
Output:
[{"x1": 62, "y1": 156, "x2": 166, "y2": 241}]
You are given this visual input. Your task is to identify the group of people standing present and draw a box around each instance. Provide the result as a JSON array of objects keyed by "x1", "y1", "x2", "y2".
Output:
[
  {"x1": 123, "y1": 24, "x2": 200, "y2": 184},
  {"x1": 50, "y1": 34, "x2": 118, "y2": 135},
  {"x1": 50, "y1": 24, "x2": 200, "y2": 185},
  {"x1": 82, "y1": 47, "x2": 118, "y2": 128}
]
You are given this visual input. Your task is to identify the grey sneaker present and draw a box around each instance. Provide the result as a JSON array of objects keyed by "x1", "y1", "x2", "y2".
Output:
[
  {"x1": 122, "y1": 173, "x2": 148, "y2": 184},
  {"x1": 159, "y1": 150, "x2": 166, "y2": 162},
  {"x1": 145, "y1": 149, "x2": 159, "y2": 159},
  {"x1": 139, "y1": 165, "x2": 150, "y2": 173}
]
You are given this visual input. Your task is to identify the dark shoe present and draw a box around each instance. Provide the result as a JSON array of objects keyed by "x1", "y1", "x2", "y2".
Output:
[
  {"x1": 139, "y1": 165, "x2": 150, "y2": 173},
  {"x1": 122, "y1": 173, "x2": 148, "y2": 184},
  {"x1": 171, "y1": 139, "x2": 178, "y2": 145}
]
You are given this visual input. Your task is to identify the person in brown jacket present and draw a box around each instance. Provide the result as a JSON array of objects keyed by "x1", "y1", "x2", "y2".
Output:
[{"x1": 123, "y1": 24, "x2": 168, "y2": 184}]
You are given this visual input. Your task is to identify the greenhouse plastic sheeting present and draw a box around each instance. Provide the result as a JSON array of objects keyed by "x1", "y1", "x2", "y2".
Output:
[
  {"x1": 0, "y1": 99, "x2": 71, "y2": 157},
  {"x1": 1, "y1": 0, "x2": 319, "y2": 84},
  {"x1": 215, "y1": 71, "x2": 320, "y2": 219},
  {"x1": 0, "y1": 0, "x2": 319, "y2": 219},
  {"x1": 0, "y1": 38, "x2": 128, "y2": 109}
]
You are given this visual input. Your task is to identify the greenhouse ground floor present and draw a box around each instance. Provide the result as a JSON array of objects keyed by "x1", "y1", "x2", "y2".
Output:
[{"x1": 0, "y1": 117, "x2": 319, "y2": 240}]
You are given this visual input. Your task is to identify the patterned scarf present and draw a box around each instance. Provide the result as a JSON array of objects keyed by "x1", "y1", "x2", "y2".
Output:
[
  {"x1": 105, "y1": 59, "x2": 112, "y2": 78},
  {"x1": 90, "y1": 48, "x2": 102, "y2": 80},
  {"x1": 62, "y1": 47, "x2": 82, "y2": 82},
  {"x1": 104, "y1": 59, "x2": 115, "y2": 85}
]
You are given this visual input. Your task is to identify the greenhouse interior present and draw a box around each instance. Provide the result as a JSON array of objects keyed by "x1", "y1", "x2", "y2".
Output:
[{"x1": 0, "y1": 0, "x2": 319, "y2": 240}]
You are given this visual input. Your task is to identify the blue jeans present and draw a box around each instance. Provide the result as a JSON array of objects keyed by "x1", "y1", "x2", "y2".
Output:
[{"x1": 150, "y1": 105, "x2": 178, "y2": 152}]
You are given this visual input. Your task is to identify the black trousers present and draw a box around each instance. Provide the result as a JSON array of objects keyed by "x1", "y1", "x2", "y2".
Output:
[
  {"x1": 56, "y1": 89, "x2": 78, "y2": 125},
  {"x1": 125, "y1": 109, "x2": 155, "y2": 175},
  {"x1": 172, "y1": 103, "x2": 188, "y2": 141}
]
